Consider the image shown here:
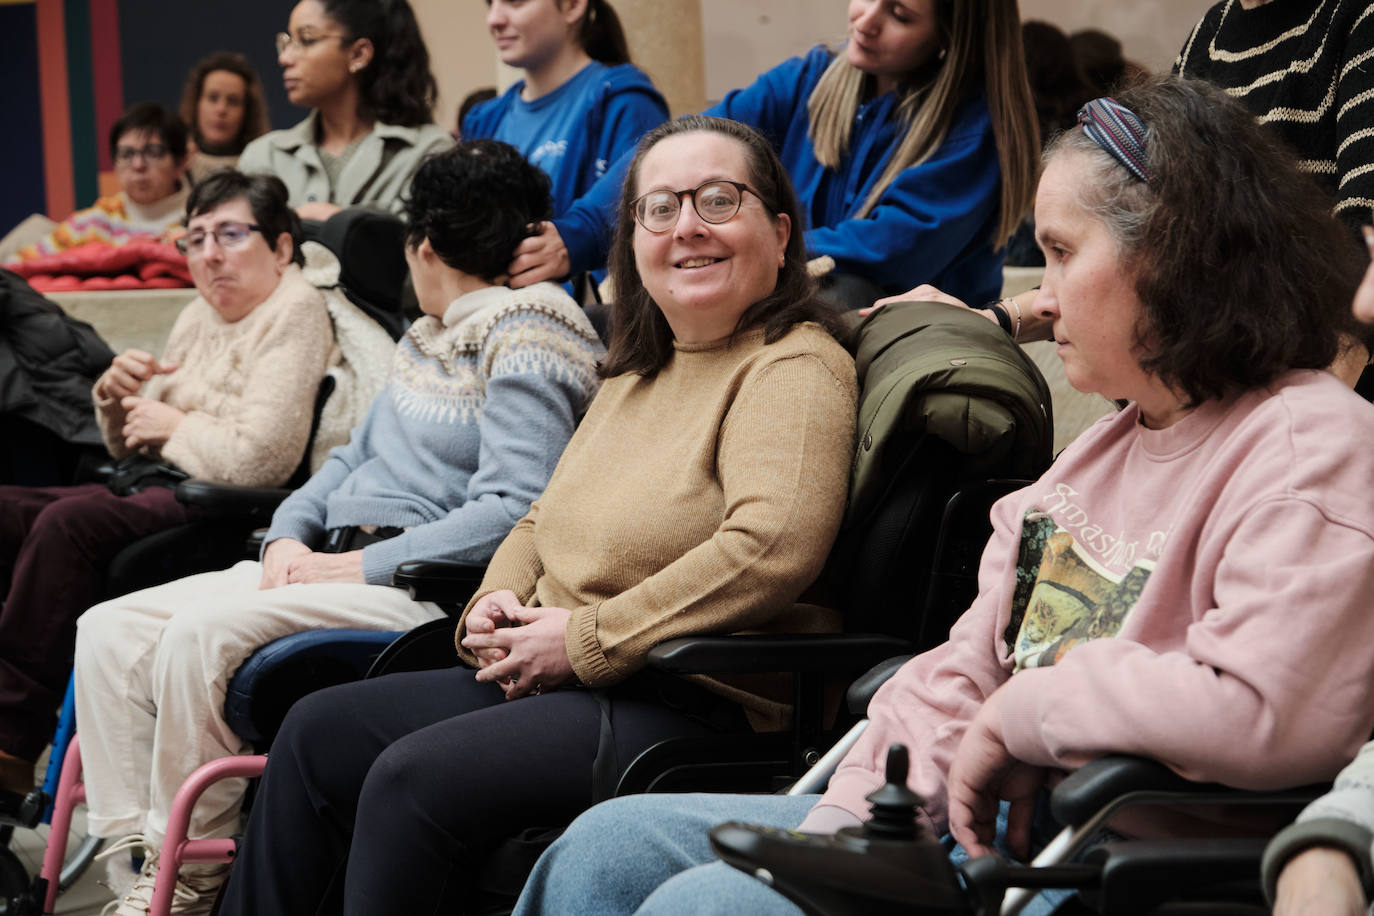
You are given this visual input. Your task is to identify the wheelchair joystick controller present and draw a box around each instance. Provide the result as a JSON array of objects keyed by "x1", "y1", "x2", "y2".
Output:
[
  {"x1": 861, "y1": 744, "x2": 923, "y2": 841},
  {"x1": 708, "y1": 743, "x2": 973, "y2": 916}
]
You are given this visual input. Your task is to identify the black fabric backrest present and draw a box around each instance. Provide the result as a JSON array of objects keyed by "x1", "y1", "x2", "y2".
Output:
[{"x1": 304, "y1": 209, "x2": 408, "y2": 340}]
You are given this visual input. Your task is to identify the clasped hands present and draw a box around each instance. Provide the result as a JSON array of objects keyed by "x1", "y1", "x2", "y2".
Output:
[
  {"x1": 259, "y1": 538, "x2": 366, "y2": 589},
  {"x1": 96, "y1": 349, "x2": 186, "y2": 450},
  {"x1": 461, "y1": 589, "x2": 574, "y2": 700}
]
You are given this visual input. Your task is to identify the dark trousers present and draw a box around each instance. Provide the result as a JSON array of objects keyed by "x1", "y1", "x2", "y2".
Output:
[
  {"x1": 217, "y1": 667, "x2": 746, "y2": 916},
  {"x1": 0, "y1": 483, "x2": 193, "y2": 759}
]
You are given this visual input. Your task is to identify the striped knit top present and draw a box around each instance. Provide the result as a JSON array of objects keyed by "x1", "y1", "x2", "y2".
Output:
[
  {"x1": 4, "y1": 187, "x2": 190, "y2": 264},
  {"x1": 1175, "y1": 0, "x2": 1374, "y2": 232}
]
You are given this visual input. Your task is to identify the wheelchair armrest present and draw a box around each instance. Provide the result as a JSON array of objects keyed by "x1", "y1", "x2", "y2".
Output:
[
  {"x1": 391, "y1": 560, "x2": 487, "y2": 606},
  {"x1": 175, "y1": 479, "x2": 291, "y2": 520},
  {"x1": 1051, "y1": 755, "x2": 1328, "y2": 827},
  {"x1": 645, "y1": 634, "x2": 912, "y2": 676},
  {"x1": 844, "y1": 655, "x2": 914, "y2": 716}
]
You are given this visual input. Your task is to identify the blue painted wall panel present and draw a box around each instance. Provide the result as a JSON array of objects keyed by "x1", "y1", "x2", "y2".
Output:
[{"x1": 0, "y1": 4, "x2": 48, "y2": 233}]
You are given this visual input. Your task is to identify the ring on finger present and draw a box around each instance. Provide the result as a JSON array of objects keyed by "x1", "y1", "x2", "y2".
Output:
[{"x1": 532, "y1": 683, "x2": 543, "y2": 696}]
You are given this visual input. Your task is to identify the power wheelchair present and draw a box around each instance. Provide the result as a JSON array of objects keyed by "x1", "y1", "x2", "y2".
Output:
[{"x1": 707, "y1": 657, "x2": 1325, "y2": 916}]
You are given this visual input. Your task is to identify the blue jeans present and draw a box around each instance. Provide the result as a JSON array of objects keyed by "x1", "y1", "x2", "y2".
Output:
[{"x1": 513, "y1": 793, "x2": 1072, "y2": 915}]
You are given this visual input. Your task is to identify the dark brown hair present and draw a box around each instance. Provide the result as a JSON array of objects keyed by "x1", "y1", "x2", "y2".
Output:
[
  {"x1": 178, "y1": 52, "x2": 271, "y2": 154},
  {"x1": 318, "y1": 0, "x2": 438, "y2": 127},
  {"x1": 187, "y1": 170, "x2": 305, "y2": 267},
  {"x1": 402, "y1": 140, "x2": 551, "y2": 280},
  {"x1": 599, "y1": 115, "x2": 843, "y2": 379},
  {"x1": 1046, "y1": 76, "x2": 1366, "y2": 405},
  {"x1": 109, "y1": 102, "x2": 188, "y2": 162},
  {"x1": 573, "y1": 0, "x2": 630, "y2": 66}
]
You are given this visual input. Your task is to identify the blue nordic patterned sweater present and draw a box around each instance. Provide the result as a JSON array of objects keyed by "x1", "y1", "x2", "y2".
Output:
[
  {"x1": 263, "y1": 283, "x2": 604, "y2": 585},
  {"x1": 462, "y1": 61, "x2": 669, "y2": 218},
  {"x1": 552, "y1": 45, "x2": 1006, "y2": 303}
]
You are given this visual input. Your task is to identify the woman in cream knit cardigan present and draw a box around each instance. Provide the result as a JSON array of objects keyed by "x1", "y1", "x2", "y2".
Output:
[{"x1": 0, "y1": 171, "x2": 334, "y2": 795}]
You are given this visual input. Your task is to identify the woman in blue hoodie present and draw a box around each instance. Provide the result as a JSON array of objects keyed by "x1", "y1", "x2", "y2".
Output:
[
  {"x1": 508, "y1": 0, "x2": 1040, "y2": 310},
  {"x1": 463, "y1": 0, "x2": 669, "y2": 219}
]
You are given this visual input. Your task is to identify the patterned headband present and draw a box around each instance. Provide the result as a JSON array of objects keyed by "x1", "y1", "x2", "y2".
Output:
[{"x1": 1076, "y1": 97, "x2": 1151, "y2": 183}]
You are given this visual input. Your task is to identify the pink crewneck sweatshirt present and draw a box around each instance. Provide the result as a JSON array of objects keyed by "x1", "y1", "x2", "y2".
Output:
[{"x1": 817, "y1": 370, "x2": 1374, "y2": 832}]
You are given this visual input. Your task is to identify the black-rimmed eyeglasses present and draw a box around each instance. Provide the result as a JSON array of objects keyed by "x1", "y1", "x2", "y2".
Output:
[{"x1": 632, "y1": 180, "x2": 761, "y2": 233}]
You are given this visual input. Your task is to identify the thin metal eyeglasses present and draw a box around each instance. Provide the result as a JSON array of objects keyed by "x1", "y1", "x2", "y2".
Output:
[
  {"x1": 275, "y1": 31, "x2": 350, "y2": 56},
  {"x1": 114, "y1": 144, "x2": 171, "y2": 165},
  {"x1": 175, "y1": 222, "x2": 264, "y2": 257},
  {"x1": 632, "y1": 180, "x2": 761, "y2": 233}
]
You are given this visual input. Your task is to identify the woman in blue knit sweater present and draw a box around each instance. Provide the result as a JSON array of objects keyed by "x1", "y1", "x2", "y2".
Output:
[
  {"x1": 508, "y1": 0, "x2": 1041, "y2": 309},
  {"x1": 72, "y1": 140, "x2": 604, "y2": 916}
]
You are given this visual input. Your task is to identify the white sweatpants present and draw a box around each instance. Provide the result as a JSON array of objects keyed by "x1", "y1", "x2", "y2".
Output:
[{"x1": 73, "y1": 560, "x2": 445, "y2": 845}]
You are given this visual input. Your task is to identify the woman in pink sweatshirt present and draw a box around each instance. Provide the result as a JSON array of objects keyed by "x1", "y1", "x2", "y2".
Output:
[{"x1": 512, "y1": 76, "x2": 1374, "y2": 916}]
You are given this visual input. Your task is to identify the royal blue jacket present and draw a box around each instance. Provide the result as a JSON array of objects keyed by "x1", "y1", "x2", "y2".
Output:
[
  {"x1": 462, "y1": 61, "x2": 668, "y2": 218},
  {"x1": 552, "y1": 45, "x2": 1006, "y2": 303}
]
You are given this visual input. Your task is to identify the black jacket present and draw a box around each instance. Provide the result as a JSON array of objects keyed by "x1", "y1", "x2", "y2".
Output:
[{"x1": 0, "y1": 268, "x2": 115, "y2": 447}]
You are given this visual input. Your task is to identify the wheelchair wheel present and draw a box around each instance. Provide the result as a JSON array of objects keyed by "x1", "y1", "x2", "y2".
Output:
[{"x1": 0, "y1": 843, "x2": 34, "y2": 914}]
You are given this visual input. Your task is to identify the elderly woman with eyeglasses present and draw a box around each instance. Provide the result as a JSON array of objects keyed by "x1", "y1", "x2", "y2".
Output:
[
  {"x1": 237, "y1": 0, "x2": 451, "y2": 220},
  {"x1": 3, "y1": 103, "x2": 191, "y2": 265},
  {"x1": 0, "y1": 170, "x2": 335, "y2": 802},
  {"x1": 212, "y1": 115, "x2": 858, "y2": 916}
]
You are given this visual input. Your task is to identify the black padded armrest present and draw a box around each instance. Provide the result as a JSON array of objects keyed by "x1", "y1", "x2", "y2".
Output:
[
  {"x1": 1051, "y1": 755, "x2": 1327, "y2": 827},
  {"x1": 845, "y1": 655, "x2": 914, "y2": 715},
  {"x1": 391, "y1": 560, "x2": 488, "y2": 605},
  {"x1": 645, "y1": 634, "x2": 912, "y2": 676},
  {"x1": 174, "y1": 479, "x2": 291, "y2": 519}
]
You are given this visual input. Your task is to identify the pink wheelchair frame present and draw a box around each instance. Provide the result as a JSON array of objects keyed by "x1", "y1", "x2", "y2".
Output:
[{"x1": 42, "y1": 735, "x2": 264, "y2": 916}]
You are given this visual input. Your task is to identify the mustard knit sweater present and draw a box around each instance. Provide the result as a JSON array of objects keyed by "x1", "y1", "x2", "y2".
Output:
[
  {"x1": 93, "y1": 265, "x2": 336, "y2": 486},
  {"x1": 458, "y1": 323, "x2": 858, "y2": 724}
]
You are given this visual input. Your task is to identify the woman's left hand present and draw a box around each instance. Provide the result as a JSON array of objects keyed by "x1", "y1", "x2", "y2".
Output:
[
  {"x1": 466, "y1": 604, "x2": 575, "y2": 700},
  {"x1": 120, "y1": 397, "x2": 186, "y2": 450},
  {"x1": 946, "y1": 686, "x2": 1047, "y2": 860},
  {"x1": 284, "y1": 549, "x2": 366, "y2": 585}
]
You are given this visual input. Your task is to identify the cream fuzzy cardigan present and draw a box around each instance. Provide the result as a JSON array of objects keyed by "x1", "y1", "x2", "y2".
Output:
[{"x1": 93, "y1": 264, "x2": 337, "y2": 486}]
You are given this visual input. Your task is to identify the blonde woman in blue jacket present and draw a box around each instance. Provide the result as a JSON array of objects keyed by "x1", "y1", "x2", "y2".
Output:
[{"x1": 507, "y1": 0, "x2": 1040, "y2": 309}]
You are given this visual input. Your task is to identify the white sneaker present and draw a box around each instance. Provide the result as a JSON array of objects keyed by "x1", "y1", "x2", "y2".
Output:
[{"x1": 95, "y1": 834, "x2": 226, "y2": 916}]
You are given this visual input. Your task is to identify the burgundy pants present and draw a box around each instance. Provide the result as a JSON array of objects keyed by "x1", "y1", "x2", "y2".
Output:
[{"x1": 0, "y1": 483, "x2": 194, "y2": 759}]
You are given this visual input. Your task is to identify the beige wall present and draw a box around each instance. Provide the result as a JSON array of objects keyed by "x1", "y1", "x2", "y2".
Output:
[
  {"x1": 697, "y1": 0, "x2": 1218, "y2": 101},
  {"x1": 1020, "y1": 0, "x2": 1216, "y2": 73},
  {"x1": 412, "y1": 0, "x2": 499, "y2": 134},
  {"x1": 412, "y1": 0, "x2": 706, "y2": 127}
]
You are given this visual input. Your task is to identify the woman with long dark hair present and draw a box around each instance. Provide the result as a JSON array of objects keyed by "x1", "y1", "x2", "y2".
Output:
[{"x1": 238, "y1": 0, "x2": 451, "y2": 218}]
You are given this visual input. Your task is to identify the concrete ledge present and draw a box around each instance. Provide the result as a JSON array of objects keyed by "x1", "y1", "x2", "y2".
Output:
[{"x1": 47, "y1": 288, "x2": 196, "y2": 357}]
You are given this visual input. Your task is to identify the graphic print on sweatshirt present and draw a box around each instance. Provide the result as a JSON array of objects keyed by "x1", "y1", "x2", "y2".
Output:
[{"x1": 1002, "y1": 482, "x2": 1168, "y2": 671}]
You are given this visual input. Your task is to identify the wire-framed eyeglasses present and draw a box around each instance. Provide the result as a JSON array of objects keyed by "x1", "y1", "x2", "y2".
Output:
[
  {"x1": 176, "y1": 222, "x2": 264, "y2": 257},
  {"x1": 632, "y1": 180, "x2": 761, "y2": 233},
  {"x1": 275, "y1": 31, "x2": 350, "y2": 56}
]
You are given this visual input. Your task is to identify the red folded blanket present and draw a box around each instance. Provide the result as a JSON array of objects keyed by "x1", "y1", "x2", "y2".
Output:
[{"x1": 9, "y1": 240, "x2": 192, "y2": 292}]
